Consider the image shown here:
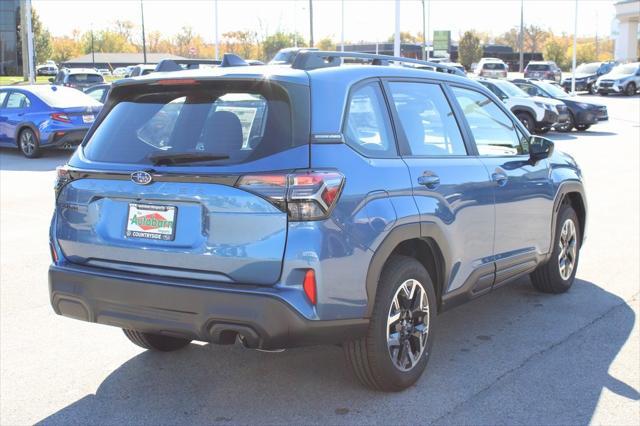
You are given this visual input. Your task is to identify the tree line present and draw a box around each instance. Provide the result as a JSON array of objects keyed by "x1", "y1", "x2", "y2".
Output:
[{"x1": 26, "y1": 10, "x2": 612, "y2": 70}]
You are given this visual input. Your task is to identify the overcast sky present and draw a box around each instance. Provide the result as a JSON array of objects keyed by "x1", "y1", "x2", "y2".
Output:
[{"x1": 33, "y1": 0, "x2": 619, "y2": 43}]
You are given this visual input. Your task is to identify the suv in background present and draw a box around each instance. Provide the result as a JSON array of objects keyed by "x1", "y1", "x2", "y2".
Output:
[
  {"x1": 474, "y1": 58, "x2": 508, "y2": 78},
  {"x1": 49, "y1": 52, "x2": 586, "y2": 392},
  {"x1": 50, "y1": 68, "x2": 105, "y2": 90},
  {"x1": 126, "y1": 64, "x2": 157, "y2": 77},
  {"x1": 524, "y1": 61, "x2": 562, "y2": 82},
  {"x1": 595, "y1": 62, "x2": 640, "y2": 96},
  {"x1": 513, "y1": 78, "x2": 608, "y2": 132},
  {"x1": 476, "y1": 77, "x2": 568, "y2": 133},
  {"x1": 561, "y1": 61, "x2": 617, "y2": 94},
  {"x1": 37, "y1": 64, "x2": 58, "y2": 76}
]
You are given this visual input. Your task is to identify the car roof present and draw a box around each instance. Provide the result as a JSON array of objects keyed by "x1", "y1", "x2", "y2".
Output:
[
  {"x1": 65, "y1": 68, "x2": 101, "y2": 74},
  {"x1": 112, "y1": 62, "x2": 474, "y2": 89}
]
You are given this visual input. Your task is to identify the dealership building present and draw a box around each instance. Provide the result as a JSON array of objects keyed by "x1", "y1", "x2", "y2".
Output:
[
  {"x1": 0, "y1": 0, "x2": 21, "y2": 75},
  {"x1": 614, "y1": 0, "x2": 640, "y2": 62}
]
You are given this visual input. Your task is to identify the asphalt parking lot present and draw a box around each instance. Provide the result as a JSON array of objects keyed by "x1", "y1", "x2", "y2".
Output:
[{"x1": 1, "y1": 93, "x2": 639, "y2": 425}]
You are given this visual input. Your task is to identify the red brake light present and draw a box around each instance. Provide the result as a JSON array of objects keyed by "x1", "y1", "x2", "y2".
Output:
[
  {"x1": 236, "y1": 170, "x2": 345, "y2": 221},
  {"x1": 303, "y1": 269, "x2": 317, "y2": 305},
  {"x1": 49, "y1": 241, "x2": 59, "y2": 264},
  {"x1": 155, "y1": 79, "x2": 198, "y2": 86},
  {"x1": 51, "y1": 112, "x2": 71, "y2": 123}
]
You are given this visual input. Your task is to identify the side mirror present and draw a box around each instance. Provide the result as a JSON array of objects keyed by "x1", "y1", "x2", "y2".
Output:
[
  {"x1": 528, "y1": 136, "x2": 554, "y2": 164},
  {"x1": 48, "y1": 78, "x2": 54, "y2": 83}
]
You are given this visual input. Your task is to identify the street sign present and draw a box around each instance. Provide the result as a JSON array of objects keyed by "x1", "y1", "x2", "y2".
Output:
[{"x1": 433, "y1": 30, "x2": 451, "y2": 52}]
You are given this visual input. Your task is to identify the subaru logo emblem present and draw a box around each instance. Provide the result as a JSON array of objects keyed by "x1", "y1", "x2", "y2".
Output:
[{"x1": 131, "y1": 171, "x2": 153, "y2": 185}]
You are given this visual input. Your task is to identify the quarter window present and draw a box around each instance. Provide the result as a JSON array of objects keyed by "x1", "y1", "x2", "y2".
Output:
[
  {"x1": 0, "y1": 91, "x2": 7, "y2": 106},
  {"x1": 388, "y1": 82, "x2": 467, "y2": 156},
  {"x1": 451, "y1": 86, "x2": 528, "y2": 156},
  {"x1": 343, "y1": 82, "x2": 396, "y2": 157}
]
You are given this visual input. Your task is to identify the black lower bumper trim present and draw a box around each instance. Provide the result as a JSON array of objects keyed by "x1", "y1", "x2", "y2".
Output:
[{"x1": 49, "y1": 265, "x2": 368, "y2": 349}]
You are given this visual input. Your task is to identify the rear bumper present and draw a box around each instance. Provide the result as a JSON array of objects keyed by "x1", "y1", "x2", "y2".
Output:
[
  {"x1": 49, "y1": 265, "x2": 368, "y2": 350},
  {"x1": 44, "y1": 129, "x2": 89, "y2": 148}
]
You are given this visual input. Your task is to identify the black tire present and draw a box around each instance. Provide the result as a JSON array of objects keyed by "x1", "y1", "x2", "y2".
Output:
[
  {"x1": 530, "y1": 204, "x2": 580, "y2": 294},
  {"x1": 575, "y1": 124, "x2": 591, "y2": 131},
  {"x1": 599, "y1": 92, "x2": 609, "y2": 96},
  {"x1": 536, "y1": 127, "x2": 550, "y2": 134},
  {"x1": 123, "y1": 329, "x2": 191, "y2": 352},
  {"x1": 18, "y1": 128, "x2": 41, "y2": 158},
  {"x1": 556, "y1": 112, "x2": 574, "y2": 132},
  {"x1": 343, "y1": 256, "x2": 437, "y2": 392},
  {"x1": 515, "y1": 112, "x2": 534, "y2": 133},
  {"x1": 625, "y1": 82, "x2": 636, "y2": 96},
  {"x1": 588, "y1": 83, "x2": 597, "y2": 95}
]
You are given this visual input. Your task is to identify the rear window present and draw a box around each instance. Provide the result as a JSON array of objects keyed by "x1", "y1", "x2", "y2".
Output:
[
  {"x1": 32, "y1": 86, "x2": 101, "y2": 108},
  {"x1": 483, "y1": 63, "x2": 506, "y2": 70},
  {"x1": 83, "y1": 81, "x2": 300, "y2": 166},
  {"x1": 68, "y1": 74, "x2": 104, "y2": 84},
  {"x1": 526, "y1": 64, "x2": 550, "y2": 71}
]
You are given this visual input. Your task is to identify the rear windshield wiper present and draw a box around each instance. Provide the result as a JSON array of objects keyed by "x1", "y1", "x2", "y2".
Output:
[{"x1": 148, "y1": 152, "x2": 230, "y2": 166}]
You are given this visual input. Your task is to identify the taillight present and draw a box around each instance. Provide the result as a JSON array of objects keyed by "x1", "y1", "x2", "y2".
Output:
[
  {"x1": 236, "y1": 170, "x2": 345, "y2": 221},
  {"x1": 54, "y1": 165, "x2": 73, "y2": 198},
  {"x1": 49, "y1": 241, "x2": 59, "y2": 264},
  {"x1": 51, "y1": 112, "x2": 71, "y2": 123}
]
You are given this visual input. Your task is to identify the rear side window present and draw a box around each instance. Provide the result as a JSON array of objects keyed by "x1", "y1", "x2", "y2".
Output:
[
  {"x1": 388, "y1": 82, "x2": 466, "y2": 156},
  {"x1": 343, "y1": 82, "x2": 396, "y2": 158},
  {"x1": 68, "y1": 74, "x2": 104, "y2": 84},
  {"x1": 83, "y1": 82, "x2": 297, "y2": 166},
  {"x1": 5, "y1": 92, "x2": 30, "y2": 109}
]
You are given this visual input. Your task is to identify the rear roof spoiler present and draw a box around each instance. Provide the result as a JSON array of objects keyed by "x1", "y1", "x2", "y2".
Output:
[
  {"x1": 290, "y1": 50, "x2": 466, "y2": 77},
  {"x1": 154, "y1": 54, "x2": 248, "y2": 72}
]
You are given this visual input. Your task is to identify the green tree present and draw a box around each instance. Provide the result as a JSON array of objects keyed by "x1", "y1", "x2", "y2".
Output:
[
  {"x1": 222, "y1": 30, "x2": 259, "y2": 59},
  {"x1": 387, "y1": 31, "x2": 419, "y2": 43},
  {"x1": 261, "y1": 32, "x2": 306, "y2": 61},
  {"x1": 544, "y1": 36, "x2": 569, "y2": 69},
  {"x1": 458, "y1": 31, "x2": 483, "y2": 70},
  {"x1": 51, "y1": 36, "x2": 81, "y2": 63},
  {"x1": 525, "y1": 25, "x2": 549, "y2": 53},
  {"x1": 316, "y1": 37, "x2": 335, "y2": 51},
  {"x1": 16, "y1": 9, "x2": 53, "y2": 65},
  {"x1": 496, "y1": 27, "x2": 520, "y2": 51}
]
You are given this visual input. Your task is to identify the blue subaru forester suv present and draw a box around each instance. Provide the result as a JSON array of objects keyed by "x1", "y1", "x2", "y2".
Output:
[{"x1": 49, "y1": 52, "x2": 586, "y2": 391}]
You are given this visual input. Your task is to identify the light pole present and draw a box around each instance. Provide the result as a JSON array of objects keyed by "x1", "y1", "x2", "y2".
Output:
[
  {"x1": 394, "y1": 0, "x2": 400, "y2": 57},
  {"x1": 571, "y1": 0, "x2": 578, "y2": 94},
  {"x1": 309, "y1": 0, "x2": 314, "y2": 47},
  {"x1": 341, "y1": 0, "x2": 345, "y2": 52},
  {"x1": 421, "y1": 0, "x2": 426, "y2": 60},
  {"x1": 140, "y1": 0, "x2": 147, "y2": 64},
  {"x1": 519, "y1": 0, "x2": 524, "y2": 72},
  {"x1": 214, "y1": 0, "x2": 219, "y2": 60},
  {"x1": 90, "y1": 25, "x2": 95, "y2": 68}
]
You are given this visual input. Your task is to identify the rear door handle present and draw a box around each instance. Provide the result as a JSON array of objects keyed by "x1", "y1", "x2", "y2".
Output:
[
  {"x1": 417, "y1": 173, "x2": 440, "y2": 188},
  {"x1": 492, "y1": 172, "x2": 508, "y2": 186}
]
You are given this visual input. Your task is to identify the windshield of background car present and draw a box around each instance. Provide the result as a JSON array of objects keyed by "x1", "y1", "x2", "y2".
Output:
[
  {"x1": 610, "y1": 63, "x2": 639, "y2": 75},
  {"x1": 33, "y1": 86, "x2": 102, "y2": 107},
  {"x1": 483, "y1": 63, "x2": 506, "y2": 70},
  {"x1": 270, "y1": 51, "x2": 295, "y2": 64},
  {"x1": 526, "y1": 64, "x2": 550, "y2": 71},
  {"x1": 493, "y1": 80, "x2": 528, "y2": 97},
  {"x1": 575, "y1": 63, "x2": 599, "y2": 74},
  {"x1": 68, "y1": 74, "x2": 104, "y2": 84},
  {"x1": 533, "y1": 81, "x2": 568, "y2": 98},
  {"x1": 83, "y1": 81, "x2": 298, "y2": 166}
]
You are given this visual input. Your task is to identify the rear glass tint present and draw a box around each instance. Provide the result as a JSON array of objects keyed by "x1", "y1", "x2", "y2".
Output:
[
  {"x1": 83, "y1": 81, "x2": 299, "y2": 166},
  {"x1": 483, "y1": 63, "x2": 506, "y2": 70},
  {"x1": 527, "y1": 64, "x2": 551, "y2": 71}
]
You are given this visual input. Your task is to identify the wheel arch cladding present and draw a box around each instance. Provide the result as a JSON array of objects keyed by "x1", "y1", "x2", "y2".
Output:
[
  {"x1": 365, "y1": 223, "x2": 447, "y2": 316},
  {"x1": 565, "y1": 191, "x2": 586, "y2": 245}
]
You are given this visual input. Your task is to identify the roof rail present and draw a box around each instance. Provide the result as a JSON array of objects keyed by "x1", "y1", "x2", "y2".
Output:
[
  {"x1": 155, "y1": 58, "x2": 222, "y2": 72},
  {"x1": 291, "y1": 50, "x2": 466, "y2": 76}
]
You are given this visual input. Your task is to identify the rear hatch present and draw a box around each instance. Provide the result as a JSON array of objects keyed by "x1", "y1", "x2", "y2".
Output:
[{"x1": 55, "y1": 77, "x2": 310, "y2": 285}]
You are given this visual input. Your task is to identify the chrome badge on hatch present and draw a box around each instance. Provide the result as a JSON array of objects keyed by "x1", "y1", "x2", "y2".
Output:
[{"x1": 131, "y1": 171, "x2": 153, "y2": 185}]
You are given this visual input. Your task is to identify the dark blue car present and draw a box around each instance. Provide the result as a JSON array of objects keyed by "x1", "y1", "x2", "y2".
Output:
[{"x1": 0, "y1": 85, "x2": 101, "y2": 158}]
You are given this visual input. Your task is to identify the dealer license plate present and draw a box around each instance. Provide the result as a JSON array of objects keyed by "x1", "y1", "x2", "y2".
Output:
[{"x1": 126, "y1": 203, "x2": 177, "y2": 241}]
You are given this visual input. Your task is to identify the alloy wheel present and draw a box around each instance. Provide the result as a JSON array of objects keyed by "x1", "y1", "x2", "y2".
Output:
[
  {"x1": 20, "y1": 131, "x2": 36, "y2": 156},
  {"x1": 386, "y1": 279, "x2": 430, "y2": 372},
  {"x1": 558, "y1": 218, "x2": 578, "y2": 280}
]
